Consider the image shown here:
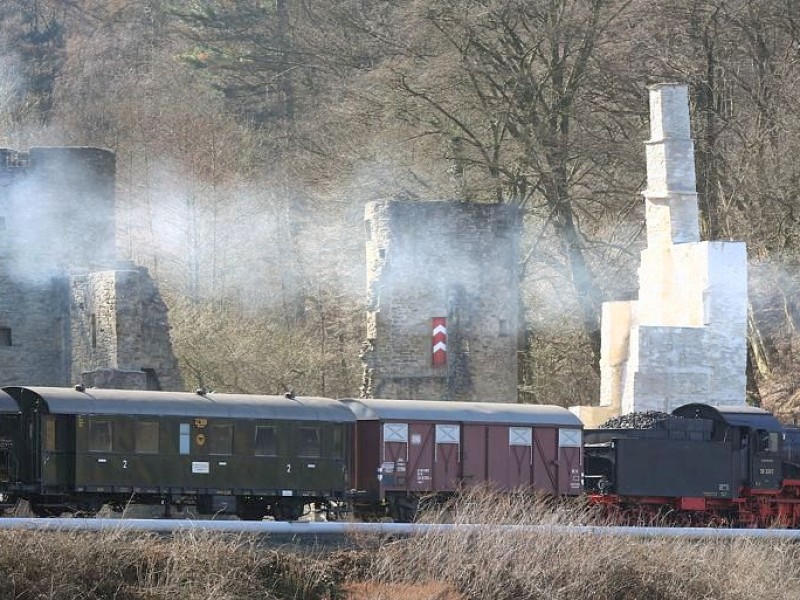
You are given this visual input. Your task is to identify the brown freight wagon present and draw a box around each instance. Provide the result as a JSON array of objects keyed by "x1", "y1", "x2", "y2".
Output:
[{"x1": 340, "y1": 398, "x2": 583, "y2": 521}]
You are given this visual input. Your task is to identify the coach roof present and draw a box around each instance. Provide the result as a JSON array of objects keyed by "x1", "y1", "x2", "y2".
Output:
[
  {"x1": 3, "y1": 387, "x2": 356, "y2": 422},
  {"x1": 339, "y1": 398, "x2": 583, "y2": 427},
  {"x1": 0, "y1": 390, "x2": 18, "y2": 413}
]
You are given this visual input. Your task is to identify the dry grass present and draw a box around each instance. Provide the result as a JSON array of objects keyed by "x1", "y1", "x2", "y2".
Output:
[
  {"x1": 0, "y1": 528, "x2": 338, "y2": 600},
  {"x1": 2, "y1": 490, "x2": 800, "y2": 599},
  {"x1": 363, "y1": 488, "x2": 800, "y2": 600}
]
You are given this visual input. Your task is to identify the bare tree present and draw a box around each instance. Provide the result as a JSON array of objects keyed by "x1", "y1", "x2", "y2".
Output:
[{"x1": 351, "y1": 0, "x2": 642, "y2": 377}]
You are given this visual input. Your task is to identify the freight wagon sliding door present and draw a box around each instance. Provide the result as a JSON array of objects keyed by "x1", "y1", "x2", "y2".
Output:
[
  {"x1": 463, "y1": 426, "x2": 519, "y2": 489},
  {"x1": 461, "y1": 426, "x2": 537, "y2": 490},
  {"x1": 382, "y1": 423, "x2": 408, "y2": 488},
  {"x1": 461, "y1": 425, "x2": 487, "y2": 488},
  {"x1": 433, "y1": 424, "x2": 460, "y2": 490},
  {"x1": 558, "y1": 429, "x2": 583, "y2": 495},
  {"x1": 532, "y1": 428, "x2": 558, "y2": 494},
  {"x1": 507, "y1": 427, "x2": 533, "y2": 488},
  {"x1": 407, "y1": 423, "x2": 434, "y2": 492}
]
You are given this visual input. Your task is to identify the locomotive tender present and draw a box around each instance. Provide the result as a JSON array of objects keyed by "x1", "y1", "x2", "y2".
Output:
[{"x1": 0, "y1": 384, "x2": 799, "y2": 526}]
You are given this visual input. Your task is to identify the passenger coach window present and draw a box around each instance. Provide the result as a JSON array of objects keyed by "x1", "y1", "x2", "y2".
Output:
[
  {"x1": 89, "y1": 420, "x2": 113, "y2": 452},
  {"x1": 135, "y1": 421, "x2": 159, "y2": 454},
  {"x1": 44, "y1": 416, "x2": 56, "y2": 452},
  {"x1": 207, "y1": 424, "x2": 233, "y2": 455},
  {"x1": 332, "y1": 426, "x2": 344, "y2": 459},
  {"x1": 179, "y1": 424, "x2": 190, "y2": 455},
  {"x1": 298, "y1": 427, "x2": 321, "y2": 457},
  {"x1": 254, "y1": 426, "x2": 277, "y2": 456}
]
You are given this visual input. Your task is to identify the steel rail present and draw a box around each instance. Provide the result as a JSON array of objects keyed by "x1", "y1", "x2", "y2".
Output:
[{"x1": 0, "y1": 518, "x2": 798, "y2": 539}]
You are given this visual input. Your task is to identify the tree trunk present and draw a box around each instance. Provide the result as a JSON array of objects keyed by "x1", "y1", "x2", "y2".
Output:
[{"x1": 747, "y1": 302, "x2": 773, "y2": 377}]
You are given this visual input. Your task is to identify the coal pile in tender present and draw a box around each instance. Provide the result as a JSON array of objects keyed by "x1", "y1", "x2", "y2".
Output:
[{"x1": 599, "y1": 411, "x2": 685, "y2": 429}]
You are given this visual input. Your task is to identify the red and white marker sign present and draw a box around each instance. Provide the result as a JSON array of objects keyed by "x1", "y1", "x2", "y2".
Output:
[{"x1": 432, "y1": 317, "x2": 447, "y2": 366}]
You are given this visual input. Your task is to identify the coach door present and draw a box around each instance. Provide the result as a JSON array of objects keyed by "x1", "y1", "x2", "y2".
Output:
[
  {"x1": 19, "y1": 403, "x2": 42, "y2": 484},
  {"x1": 382, "y1": 422, "x2": 408, "y2": 488}
]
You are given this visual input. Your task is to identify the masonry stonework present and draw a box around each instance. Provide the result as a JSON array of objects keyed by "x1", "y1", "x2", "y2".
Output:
[
  {"x1": 362, "y1": 200, "x2": 520, "y2": 402},
  {"x1": 572, "y1": 84, "x2": 748, "y2": 427},
  {"x1": 0, "y1": 146, "x2": 182, "y2": 390},
  {"x1": 70, "y1": 266, "x2": 182, "y2": 391}
]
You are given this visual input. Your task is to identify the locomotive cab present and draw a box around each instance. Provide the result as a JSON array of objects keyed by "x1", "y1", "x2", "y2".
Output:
[
  {"x1": 749, "y1": 427, "x2": 781, "y2": 490},
  {"x1": 781, "y1": 426, "x2": 800, "y2": 480},
  {"x1": 672, "y1": 404, "x2": 783, "y2": 493}
]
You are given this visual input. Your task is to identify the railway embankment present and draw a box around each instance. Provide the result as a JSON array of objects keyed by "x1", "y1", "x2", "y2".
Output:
[{"x1": 2, "y1": 490, "x2": 799, "y2": 599}]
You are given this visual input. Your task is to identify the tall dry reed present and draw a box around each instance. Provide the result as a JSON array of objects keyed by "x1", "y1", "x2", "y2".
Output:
[
  {"x1": 365, "y1": 487, "x2": 800, "y2": 600},
  {"x1": 3, "y1": 490, "x2": 800, "y2": 600},
  {"x1": 0, "y1": 527, "x2": 338, "y2": 600}
]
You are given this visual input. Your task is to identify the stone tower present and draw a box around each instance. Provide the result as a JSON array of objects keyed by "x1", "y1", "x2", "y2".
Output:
[
  {"x1": 0, "y1": 147, "x2": 182, "y2": 390},
  {"x1": 362, "y1": 200, "x2": 520, "y2": 402},
  {"x1": 572, "y1": 84, "x2": 748, "y2": 427}
]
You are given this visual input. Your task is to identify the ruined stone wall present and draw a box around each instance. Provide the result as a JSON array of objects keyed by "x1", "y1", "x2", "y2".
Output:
[
  {"x1": 0, "y1": 273, "x2": 69, "y2": 386},
  {"x1": 572, "y1": 83, "x2": 748, "y2": 427},
  {"x1": 0, "y1": 147, "x2": 182, "y2": 390},
  {"x1": 363, "y1": 200, "x2": 520, "y2": 402},
  {"x1": 132, "y1": 268, "x2": 184, "y2": 390},
  {"x1": 70, "y1": 271, "x2": 118, "y2": 373},
  {"x1": 4, "y1": 147, "x2": 116, "y2": 278},
  {"x1": 70, "y1": 267, "x2": 183, "y2": 391},
  {"x1": 0, "y1": 147, "x2": 114, "y2": 387}
]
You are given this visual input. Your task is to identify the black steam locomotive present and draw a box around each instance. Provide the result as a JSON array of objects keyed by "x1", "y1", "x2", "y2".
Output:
[{"x1": 584, "y1": 403, "x2": 800, "y2": 527}]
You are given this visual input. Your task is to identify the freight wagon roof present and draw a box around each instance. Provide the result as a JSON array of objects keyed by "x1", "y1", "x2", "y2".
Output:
[
  {"x1": 3, "y1": 387, "x2": 357, "y2": 422},
  {"x1": 673, "y1": 403, "x2": 781, "y2": 430},
  {"x1": 0, "y1": 390, "x2": 18, "y2": 413},
  {"x1": 339, "y1": 398, "x2": 582, "y2": 427}
]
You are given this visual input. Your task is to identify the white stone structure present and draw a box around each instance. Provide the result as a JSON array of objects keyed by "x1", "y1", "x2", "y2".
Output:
[{"x1": 573, "y1": 83, "x2": 748, "y2": 427}]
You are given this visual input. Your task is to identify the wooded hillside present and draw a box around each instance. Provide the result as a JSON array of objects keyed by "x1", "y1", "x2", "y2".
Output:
[{"x1": 2, "y1": 0, "x2": 799, "y2": 413}]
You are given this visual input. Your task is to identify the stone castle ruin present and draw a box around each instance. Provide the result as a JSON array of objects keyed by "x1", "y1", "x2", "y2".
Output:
[
  {"x1": 0, "y1": 146, "x2": 182, "y2": 390},
  {"x1": 573, "y1": 83, "x2": 748, "y2": 427},
  {"x1": 0, "y1": 83, "x2": 747, "y2": 408},
  {"x1": 362, "y1": 200, "x2": 520, "y2": 402}
]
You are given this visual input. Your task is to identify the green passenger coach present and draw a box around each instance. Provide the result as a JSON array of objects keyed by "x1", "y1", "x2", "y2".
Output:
[{"x1": 2, "y1": 386, "x2": 355, "y2": 520}]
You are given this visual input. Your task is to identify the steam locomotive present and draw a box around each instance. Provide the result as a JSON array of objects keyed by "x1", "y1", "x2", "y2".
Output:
[
  {"x1": 0, "y1": 385, "x2": 797, "y2": 527},
  {"x1": 585, "y1": 403, "x2": 800, "y2": 527}
]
